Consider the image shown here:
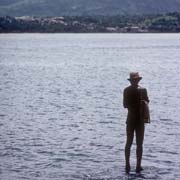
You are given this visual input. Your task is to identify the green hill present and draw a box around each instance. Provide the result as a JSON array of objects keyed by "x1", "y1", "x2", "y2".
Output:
[{"x1": 0, "y1": 0, "x2": 180, "y2": 16}]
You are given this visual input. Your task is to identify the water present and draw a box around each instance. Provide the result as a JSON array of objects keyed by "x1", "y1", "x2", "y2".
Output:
[{"x1": 0, "y1": 33, "x2": 180, "y2": 180}]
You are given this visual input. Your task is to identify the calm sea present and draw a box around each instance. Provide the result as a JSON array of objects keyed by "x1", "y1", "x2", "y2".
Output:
[{"x1": 0, "y1": 33, "x2": 180, "y2": 180}]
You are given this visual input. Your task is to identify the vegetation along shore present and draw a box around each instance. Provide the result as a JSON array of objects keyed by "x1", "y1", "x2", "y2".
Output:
[{"x1": 0, "y1": 12, "x2": 180, "y2": 33}]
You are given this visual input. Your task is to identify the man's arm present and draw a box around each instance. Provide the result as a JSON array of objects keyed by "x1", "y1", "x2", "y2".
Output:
[
  {"x1": 144, "y1": 88, "x2": 149, "y2": 103},
  {"x1": 123, "y1": 89, "x2": 128, "y2": 108}
]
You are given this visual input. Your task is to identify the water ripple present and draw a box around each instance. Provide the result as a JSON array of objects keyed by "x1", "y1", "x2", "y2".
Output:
[{"x1": 0, "y1": 33, "x2": 180, "y2": 180}]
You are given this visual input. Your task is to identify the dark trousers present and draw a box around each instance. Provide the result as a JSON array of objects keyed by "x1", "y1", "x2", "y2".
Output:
[{"x1": 125, "y1": 123, "x2": 145, "y2": 168}]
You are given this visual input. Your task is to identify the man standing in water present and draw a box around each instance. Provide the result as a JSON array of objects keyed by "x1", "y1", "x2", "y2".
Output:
[{"x1": 123, "y1": 72, "x2": 149, "y2": 173}]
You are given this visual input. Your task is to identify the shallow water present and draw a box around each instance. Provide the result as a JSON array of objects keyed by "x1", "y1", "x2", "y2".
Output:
[{"x1": 0, "y1": 33, "x2": 180, "y2": 180}]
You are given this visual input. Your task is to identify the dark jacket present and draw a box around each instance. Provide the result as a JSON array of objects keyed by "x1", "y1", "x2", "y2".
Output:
[{"x1": 123, "y1": 85, "x2": 149, "y2": 125}]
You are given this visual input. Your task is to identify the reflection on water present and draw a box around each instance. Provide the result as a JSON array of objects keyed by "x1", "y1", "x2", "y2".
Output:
[{"x1": 0, "y1": 34, "x2": 180, "y2": 180}]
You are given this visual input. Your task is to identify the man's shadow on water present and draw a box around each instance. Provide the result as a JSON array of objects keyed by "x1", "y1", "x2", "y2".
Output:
[{"x1": 124, "y1": 172, "x2": 146, "y2": 180}]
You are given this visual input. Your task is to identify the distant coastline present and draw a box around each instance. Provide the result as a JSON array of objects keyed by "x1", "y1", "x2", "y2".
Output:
[{"x1": 0, "y1": 12, "x2": 180, "y2": 33}]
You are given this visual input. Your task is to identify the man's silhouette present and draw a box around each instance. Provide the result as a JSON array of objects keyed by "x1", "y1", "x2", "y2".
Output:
[{"x1": 123, "y1": 72, "x2": 149, "y2": 173}]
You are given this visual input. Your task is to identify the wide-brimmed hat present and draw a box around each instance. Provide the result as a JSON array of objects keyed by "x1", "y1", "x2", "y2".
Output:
[{"x1": 127, "y1": 72, "x2": 142, "y2": 81}]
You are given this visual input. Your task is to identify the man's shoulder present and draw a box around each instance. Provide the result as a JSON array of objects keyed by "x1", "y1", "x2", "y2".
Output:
[
  {"x1": 138, "y1": 86, "x2": 147, "y2": 91},
  {"x1": 124, "y1": 86, "x2": 131, "y2": 92}
]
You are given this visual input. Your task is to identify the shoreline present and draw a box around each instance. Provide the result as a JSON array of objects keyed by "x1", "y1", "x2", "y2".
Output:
[
  {"x1": 0, "y1": 32, "x2": 180, "y2": 34},
  {"x1": 1, "y1": 13, "x2": 180, "y2": 33}
]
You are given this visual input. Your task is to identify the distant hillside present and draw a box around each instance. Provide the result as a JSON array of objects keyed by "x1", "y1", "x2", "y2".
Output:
[{"x1": 0, "y1": 0, "x2": 180, "y2": 17}]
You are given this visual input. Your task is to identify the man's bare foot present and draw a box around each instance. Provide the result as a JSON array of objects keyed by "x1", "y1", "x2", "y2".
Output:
[
  {"x1": 136, "y1": 166, "x2": 143, "y2": 173},
  {"x1": 125, "y1": 164, "x2": 131, "y2": 174}
]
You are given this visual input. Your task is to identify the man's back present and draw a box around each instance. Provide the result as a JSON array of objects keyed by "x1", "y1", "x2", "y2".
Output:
[{"x1": 123, "y1": 85, "x2": 141, "y2": 124}]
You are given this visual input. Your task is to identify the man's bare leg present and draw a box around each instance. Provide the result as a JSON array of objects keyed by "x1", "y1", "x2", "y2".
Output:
[
  {"x1": 125, "y1": 125, "x2": 134, "y2": 173},
  {"x1": 136, "y1": 124, "x2": 145, "y2": 173}
]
